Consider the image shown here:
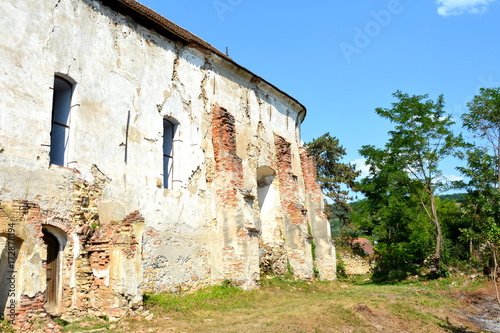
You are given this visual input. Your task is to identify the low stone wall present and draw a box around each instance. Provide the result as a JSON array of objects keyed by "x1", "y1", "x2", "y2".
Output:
[{"x1": 338, "y1": 249, "x2": 375, "y2": 276}]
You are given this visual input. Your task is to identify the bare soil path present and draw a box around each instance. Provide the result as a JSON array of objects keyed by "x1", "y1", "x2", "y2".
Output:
[{"x1": 461, "y1": 282, "x2": 500, "y2": 332}]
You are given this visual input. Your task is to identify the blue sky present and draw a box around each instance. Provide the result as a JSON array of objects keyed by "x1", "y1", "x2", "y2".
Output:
[{"x1": 138, "y1": 0, "x2": 500, "y2": 191}]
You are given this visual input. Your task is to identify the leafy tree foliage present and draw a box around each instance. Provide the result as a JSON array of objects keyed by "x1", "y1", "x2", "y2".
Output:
[
  {"x1": 351, "y1": 195, "x2": 463, "y2": 282},
  {"x1": 463, "y1": 87, "x2": 500, "y2": 172},
  {"x1": 305, "y1": 133, "x2": 360, "y2": 223},
  {"x1": 438, "y1": 197, "x2": 470, "y2": 264},
  {"x1": 457, "y1": 151, "x2": 500, "y2": 253},
  {"x1": 353, "y1": 147, "x2": 435, "y2": 281},
  {"x1": 458, "y1": 88, "x2": 500, "y2": 298},
  {"x1": 357, "y1": 91, "x2": 465, "y2": 275}
]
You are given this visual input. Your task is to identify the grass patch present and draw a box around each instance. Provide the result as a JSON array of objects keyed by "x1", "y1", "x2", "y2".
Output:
[
  {"x1": 0, "y1": 318, "x2": 16, "y2": 333},
  {"x1": 58, "y1": 275, "x2": 487, "y2": 332},
  {"x1": 60, "y1": 317, "x2": 110, "y2": 332},
  {"x1": 144, "y1": 281, "x2": 249, "y2": 313}
]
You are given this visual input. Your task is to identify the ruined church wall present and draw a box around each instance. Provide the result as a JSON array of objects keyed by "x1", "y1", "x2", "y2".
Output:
[{"x1": 0, "y1": 0, "x2": 334, "y2": 324}]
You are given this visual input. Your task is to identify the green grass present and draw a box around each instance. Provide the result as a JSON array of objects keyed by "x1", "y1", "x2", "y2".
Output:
[
  {"x1": 143, "y1": 281, "x2": 250, "y2": 313},
  {"x1": 60, "y1": 317, "x2": 110, "y2": 332},
  {"x1": 60, "y1": 275, "x2": 488, "y2": 332},
  {"x1": 0, "y1": 318, "x2": 16, "y2": 333}
]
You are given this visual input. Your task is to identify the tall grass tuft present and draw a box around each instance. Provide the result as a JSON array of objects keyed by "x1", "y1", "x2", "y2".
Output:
[{"x1": 144, "y1": 281, "x2": 250, "y2": 313}]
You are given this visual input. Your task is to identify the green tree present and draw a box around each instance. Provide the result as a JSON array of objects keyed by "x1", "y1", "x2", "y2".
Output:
[
  {"x1": 463, "y1": 87, "x2": 500, "y2": 186},
  {"x1": 438, "y1": 196, "x2": 468, "y2": 264},
  {"x1": 305, "y1": 133, "x2": 360, "y2": 223},
  {"x1": 354, "y1": 145, "x2": 434, "y2": 281},
  {"x1": 459, "y1": 87, "x2": 500, "y2": 300},
  {"x1": 359, "y1": 91, "x2": 465, "y2": 273}
]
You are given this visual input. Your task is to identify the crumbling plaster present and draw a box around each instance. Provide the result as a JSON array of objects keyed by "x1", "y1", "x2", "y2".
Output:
[{"x1": 0, "y1": 0, "x2": 335, "y2": 326}]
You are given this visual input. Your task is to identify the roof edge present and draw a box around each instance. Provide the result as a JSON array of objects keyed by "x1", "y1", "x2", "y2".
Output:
[{"x1": 98, "y1": 0, "x2": 307, "y2": 120}]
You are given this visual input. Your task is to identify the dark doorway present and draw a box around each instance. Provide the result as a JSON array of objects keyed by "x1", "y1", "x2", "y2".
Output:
[
  {"x1": 42, "y1": 230, "x2": 59, "y2": 314},
  {"x1": 0, "y1": 235, "x2": 21, "y2": 318}
]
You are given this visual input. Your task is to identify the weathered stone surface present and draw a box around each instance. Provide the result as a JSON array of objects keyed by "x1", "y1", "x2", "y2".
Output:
[
  {"x1": 0, "y1": 0, "x2": 336, "y2": 329},
  {"x1": 338, "y1": 250, "x2": 375, "y2": 276},
  {"x1": 300, "y1": 148, "x2": 337, "y2": 280}
]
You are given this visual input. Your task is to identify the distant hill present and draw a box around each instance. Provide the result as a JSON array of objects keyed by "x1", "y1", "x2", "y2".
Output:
[
  {"x1": 348, "y1": 193, "x2": 466, "y2": 208},
  {"x1": 439, "y1": 193, "x2": 466, "y2": 203}
]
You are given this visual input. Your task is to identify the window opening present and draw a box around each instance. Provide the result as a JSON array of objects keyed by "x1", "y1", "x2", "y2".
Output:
[
  {"x1": 163, "y1": 118, "x2": 176, "y2": 189},
  {"x1": 49, "y1": 76, "x2": 73, "y2": 166}
]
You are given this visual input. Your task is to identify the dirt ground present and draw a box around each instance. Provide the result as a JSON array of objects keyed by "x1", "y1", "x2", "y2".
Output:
[
  {"x1": 112, "y1": 281, "x2": 500, "y2": 333},
  {"x1": 17, "y1": 280, "x2": 500, "y2": 333},
  {"x1": 460, "y1": 282, "x2": 500, "y2": 332}
]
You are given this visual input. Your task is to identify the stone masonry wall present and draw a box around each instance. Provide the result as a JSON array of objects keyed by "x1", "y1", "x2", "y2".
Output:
[
  {"x1": 299, "y1": 148, "x2": 336, "y2": 280},
  {"x1": 211, "y1": 105, "x2": 259, "y2": 288},
  {"x1": 299, "y1": 148, "x2": 326, "y2": 208},
  {"x1": 0, "y1": 201, "x2": 46, "y2": 330},
  {"x1": 274, "y1": 135, "x2": 313, "y2": 279},
  {"x1": 0, "y1": 165, "x2": 144, "y2": 329},
  {"x1": 338, "y1": 249, "x2": 375, "y2": 276},
  {"x1": 212, "y1": 106, "x2": 244, "y2": 207},
  {"x1": 256, "y1": 167, "x2": 288, "y2": 277},
  {"x1": 85, "y1": 211, "x2": 143, "y2": 318},
  {"x1": 0, "y1": 0, "x2": 336, "y2": 327}
]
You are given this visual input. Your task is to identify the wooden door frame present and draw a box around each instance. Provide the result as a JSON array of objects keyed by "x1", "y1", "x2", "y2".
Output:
[{"x1": 42, "y1": 226, "x2": 67, "y2": 316}]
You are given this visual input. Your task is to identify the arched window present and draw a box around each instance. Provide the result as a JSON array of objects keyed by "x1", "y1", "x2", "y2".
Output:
[
  {"x1": 49, "y1": 76, "x2": 74, "y2": 166},
  {"x1": 163, "y1": 118, "x2": 178, "y2": 189}
]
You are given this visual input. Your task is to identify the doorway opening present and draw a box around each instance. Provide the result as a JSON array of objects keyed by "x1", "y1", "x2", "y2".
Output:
[{"x1": 42, "y1": 227, "x2": 66, "y2": 315}]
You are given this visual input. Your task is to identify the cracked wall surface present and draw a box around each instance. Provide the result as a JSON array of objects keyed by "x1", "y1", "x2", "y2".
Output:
[{"x1": 0, "y1": 0, "x2": 336, "y2": 328}]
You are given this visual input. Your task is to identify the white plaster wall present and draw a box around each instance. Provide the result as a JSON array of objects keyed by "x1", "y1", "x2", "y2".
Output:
[{"x1": 0, "y1": 0, "x2": 308, "y2": 291}]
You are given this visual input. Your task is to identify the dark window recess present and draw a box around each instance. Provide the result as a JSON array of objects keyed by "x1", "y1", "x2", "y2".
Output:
[
  {"x1": 163, "y1": 118, "x2": 176, "y2": 189},
  {"x1": 49, "y1": 77, "x2": 73, "y2": 166}
]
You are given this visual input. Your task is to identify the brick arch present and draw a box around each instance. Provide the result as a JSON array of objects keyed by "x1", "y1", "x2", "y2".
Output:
[
  {"x1": 41, "y1": 221, "x2": 71, "y2": 236},
  {"x1": 257, "y1": 165, "x2": 276, "y2": 180},
  {"x1": 256, "y1": 166, "x2": 278, "y2": 215}
]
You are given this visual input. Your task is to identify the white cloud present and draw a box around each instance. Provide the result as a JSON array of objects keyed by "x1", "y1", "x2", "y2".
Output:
[
  {"x1": 435, "y1": 174, "x2": 464, "y2": 185},
  {"x1": 445, "y1": 174, "x2": 464, "y2": 182},
  {"x1": 436, "y1": 0, "x2": 496, "y2": 16},
  {"x1": 352, "y1": 158, "x2": 371, "y2": 179}
]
